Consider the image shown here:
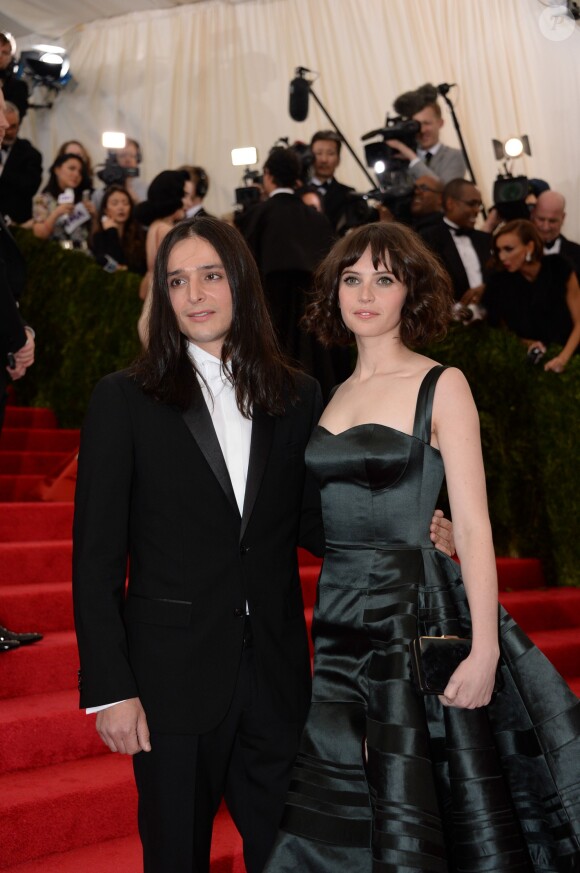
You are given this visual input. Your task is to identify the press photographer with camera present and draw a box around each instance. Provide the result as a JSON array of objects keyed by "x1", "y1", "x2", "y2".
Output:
[
  {"x1": 385, "y1": 84, "x2": 467, "y2": 185},
  {"x1": 93, "y1": 136, "x2": 147, "y2": 211}
]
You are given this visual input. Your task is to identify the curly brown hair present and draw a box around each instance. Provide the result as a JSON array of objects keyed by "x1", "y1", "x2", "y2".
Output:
[{"x1": 303, "y1": 222, "x2": 453, "y2": 348}]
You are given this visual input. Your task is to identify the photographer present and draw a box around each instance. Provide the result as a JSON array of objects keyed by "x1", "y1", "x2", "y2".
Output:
[
  {"x1": 386, "y1": 86, "x2": 466, "y2": 185},
  {"x1": 93, "y1": 137, "x2": 147, "y2": 210}
]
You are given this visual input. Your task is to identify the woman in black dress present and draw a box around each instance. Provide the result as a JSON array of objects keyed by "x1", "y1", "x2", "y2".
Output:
[
  {"x1": 90, "y1": 185, "x2": 146, "y2": 274},
  {"x1": 264, "y1": 222, "x2": 580, "y2": 873},
  {"x1": 482, "y1": 219, "x2": 580, "y2": 372}
]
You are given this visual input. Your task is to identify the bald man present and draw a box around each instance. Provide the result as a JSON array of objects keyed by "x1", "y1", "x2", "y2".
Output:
[{"x1": 532, "y1": 191, "x2": 580, "y2": 278}]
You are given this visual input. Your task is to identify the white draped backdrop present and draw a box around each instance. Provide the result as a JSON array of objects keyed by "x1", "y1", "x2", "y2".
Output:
[{"x1": 19, "y1": 0, "x2": 580, "y2": 235}]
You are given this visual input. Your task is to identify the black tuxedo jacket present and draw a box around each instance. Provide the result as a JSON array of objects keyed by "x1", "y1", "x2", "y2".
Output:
[
  {"x1": 0, "y1": 138, "x2": 43, "y2": 223},
  {"x1": 240, "y1": 192, "x2": 334, "y2": 276},
  {"x1": 420, "y1": 220, "x2": 492, "y2": 299},
  {"x1": 73, "y1": 371, "x2": 324, "y2": 735},
  {"x1": 320, "y1": 178, "x2": 355, "y2": 232},
  {"x1": 0, "y1": 215, "x2": 27, "y2": 396},
  {"x1": 559, "y1": 235, "x2": 580, "y2": 279}
]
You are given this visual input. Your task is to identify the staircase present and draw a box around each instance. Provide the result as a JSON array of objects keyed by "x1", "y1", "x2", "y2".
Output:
[{"x1": 1, "y1": 406, "x2": 579, "y2": 871}]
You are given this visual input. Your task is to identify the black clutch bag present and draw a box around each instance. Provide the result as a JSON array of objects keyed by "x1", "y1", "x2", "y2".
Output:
[{"x1": 410, "y1": 635, "x2": 473, "y2": 695}]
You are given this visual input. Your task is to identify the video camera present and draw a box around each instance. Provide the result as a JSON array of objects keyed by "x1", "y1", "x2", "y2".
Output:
[{"x1": 96, "y1": 153, "x2": 139, "y2": 187}]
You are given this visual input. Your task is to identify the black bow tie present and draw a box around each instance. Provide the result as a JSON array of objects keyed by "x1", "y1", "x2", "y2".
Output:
[
  {"x1": 453, "y1": 227, "x2": 474, "y2": 238},
  {"x1": 544, "y1": 238, "x2": 559, "y2": 250}
]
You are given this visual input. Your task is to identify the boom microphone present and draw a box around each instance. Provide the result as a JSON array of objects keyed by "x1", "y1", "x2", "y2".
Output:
[{"x1": 289, "y1": 72, "x2": 311, "y2": 122}]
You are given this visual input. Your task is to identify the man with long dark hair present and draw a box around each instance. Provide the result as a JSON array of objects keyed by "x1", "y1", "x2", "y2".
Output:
[{"x1": 73, "y1": 216, "x2": 324, "y2": 873}]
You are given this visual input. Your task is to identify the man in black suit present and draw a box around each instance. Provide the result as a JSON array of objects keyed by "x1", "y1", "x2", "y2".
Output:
[
  {"x1": 239, "y1": 146, "x2": 341, "y2": 396},
  {"x1": 73, "y1": 216, "x2": 324, "y2": 873},
  {"x1": 73, "y1": 215, "x2": 453, "y2": 873},
  {"x1": 0, "y1": 90, "x2": 35, "y2": 432},
  {"x1": 181, "y1": 164, "x2": 212, "y2": 220},
  {"x1": 531, "y1": 190, "x2": 580, "y2": 278},
  {"x1": 420, "y1": 178, "x2": 491, "y2": 304},
  {"x1": 309, "y1": 130, "x2": 355, "y2": 232},
  {"x1": 0, "y1": 101, "x2": 42, "y2": 223},
  {"x1": 0, "y1": 34, "x2": 29, "y2": 121}
]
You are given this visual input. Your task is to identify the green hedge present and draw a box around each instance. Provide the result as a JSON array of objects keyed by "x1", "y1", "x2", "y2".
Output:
[
  {"x1": 13, "y1": 230, "x2": 142, "y2": 426},
  {"x1": 11, "y1": 230, "x2": 580, "y2": 585}
]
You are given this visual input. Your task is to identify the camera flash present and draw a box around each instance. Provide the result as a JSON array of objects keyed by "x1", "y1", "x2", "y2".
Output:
[
  {"x1": 231, "y1": 147, "x2": 257, "y2": 167},
  {"x1": 102, "y1": 131, "x2": 126, "y2": 149}
]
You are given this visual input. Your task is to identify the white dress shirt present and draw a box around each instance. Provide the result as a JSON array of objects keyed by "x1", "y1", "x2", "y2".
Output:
[
  {"x1": 87, "y1": 343, "x2": 252, "y2": 714},
  {"x1": 444, "y1": 218, "x2": 484, "y2": 289}
]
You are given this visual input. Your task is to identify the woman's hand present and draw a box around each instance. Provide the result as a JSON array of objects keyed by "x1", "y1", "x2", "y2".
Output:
[
  {"x1": 54, "y1": 202, "x2": 74, "y2": 219},
  {"x1": 439, "y1": 649, "x2": 499, "y2": 709},
  {"x1": 101, "y1": 215, "x2": 117, "y2": 231},
  {"x1": 544, "y1": 353, "x2": 568, "y2": 373}
]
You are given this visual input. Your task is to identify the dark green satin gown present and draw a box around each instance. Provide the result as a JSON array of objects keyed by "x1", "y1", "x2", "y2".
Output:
[{"x1": 265, "y1": 366, "x2": 580, "y2": 873}]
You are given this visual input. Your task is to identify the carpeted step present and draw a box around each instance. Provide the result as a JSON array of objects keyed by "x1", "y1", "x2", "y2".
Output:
[
  {"x1": 0, "y1": 631, "x2": 77, "y2": 700},
  {"x1": 526, "y1": 628, "x2": 580, "y2": 678},
  {"x1": 0, "y1": 540, "x2": 72, "y2": 586},
  {"x1": 0, "y1": 452, "x2": 72, "y2": 475},
  {"x1": 0, "y1": 803, "x2": 244, "y2": 873},
  {"x1": 496, "y1": 557, "x2": 545, "y2": 591},
  {"x1": 0, "y1": 502, "x2": 74, "y2": 543},
  {"x1": 299, "y1": 564, "x2": 321, "y2": 610},
  {"x1": 0, "y1": 475, "x2": 47, "y2": 501},
  {"x1": 0, "y1": 754, "x2": 137, "y2": 869},
  {"x1": 0, "y1": 689, "x2": 105, "y2": 774},
  {"x1": 3, "y1": 408, "x2": 57, "y2": 429},
  {"x1": 1, "y1": 581, "x2": 73, "y2": 632},
  {"x1": 0, "y1": 429, "x2": 79, "y2": 452},
  {"x1": 500, "y1": 588, "x2": 580, "y2": 633}
]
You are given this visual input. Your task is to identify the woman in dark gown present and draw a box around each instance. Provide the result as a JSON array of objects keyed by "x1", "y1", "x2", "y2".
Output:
[
  {"x1": 264, "y1": 223, "x2": 580, "y2": 872},
  {"x1": 482, "y1": 219, "x2": 580, "y2": 372}
]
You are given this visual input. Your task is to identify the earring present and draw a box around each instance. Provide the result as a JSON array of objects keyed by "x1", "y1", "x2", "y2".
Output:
[{"x1": 525, "y1": 251, "x2": 532, "y2": 263}]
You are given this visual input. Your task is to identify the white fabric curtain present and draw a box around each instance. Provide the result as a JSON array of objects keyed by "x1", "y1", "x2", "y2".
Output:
[{"x1": 21, "y1": 0, "x2": 580, "y2": 234}]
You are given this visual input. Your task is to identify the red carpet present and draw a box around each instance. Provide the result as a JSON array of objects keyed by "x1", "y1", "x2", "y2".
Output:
[{"x1": 1, "y1": 406, "x2": 579, "y2": 871}]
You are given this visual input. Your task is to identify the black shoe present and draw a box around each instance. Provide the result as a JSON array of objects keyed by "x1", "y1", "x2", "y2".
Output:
[
  {"x1": 0, "y1": 639, "x2": 20, "y2": 652},
  {"x1": 0, "y1": 625, "x2": 43, "y2": 645}
]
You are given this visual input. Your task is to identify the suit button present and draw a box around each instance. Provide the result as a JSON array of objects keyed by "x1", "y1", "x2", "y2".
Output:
[
  {"x1": 233, "y1": 607, "x2": 245, "y2": 617},
  {"x1": 240, "y1": 544, "x2": 250, "y2": 555}
]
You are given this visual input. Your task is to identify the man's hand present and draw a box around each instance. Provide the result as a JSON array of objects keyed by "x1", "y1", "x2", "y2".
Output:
[
  {"x1": 95, "y1": 697, "x2": 151, "y2": 755},
  {"x1": 430, "y1": 509, "x2": 455, "y2": 556},
  {"x1": 460, "y1": 284, "x2": 484, "y2": 306},
  {"x1": 14, "y1": 330, "x2": 35, "y2": 369},
  {"x1": 385, "y1": 139, "x2": 417, "y2": 163}
]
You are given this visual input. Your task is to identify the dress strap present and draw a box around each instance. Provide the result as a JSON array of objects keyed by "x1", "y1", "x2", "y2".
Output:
[{"x1": 412, "y1": 365, "x2": 448, "y2": 444}]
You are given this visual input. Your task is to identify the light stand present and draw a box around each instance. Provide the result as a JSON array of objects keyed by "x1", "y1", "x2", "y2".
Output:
[{"x1": 307, "y1": 85, "x2": 376, "y2": 189}]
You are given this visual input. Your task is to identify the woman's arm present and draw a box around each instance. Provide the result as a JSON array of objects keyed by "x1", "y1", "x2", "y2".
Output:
[
  {"x1": 544, "y1": 271, "x2": 580, "y2": 372},
  {"x1": 32, "y1": 194, "x2": 73, "y2": 240},
  {"x1": 432, "y1": 367, "x2": 500, "y2": 709}
]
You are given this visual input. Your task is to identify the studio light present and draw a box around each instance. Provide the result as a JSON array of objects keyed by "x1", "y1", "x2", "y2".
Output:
[
  {"x1": 16, "y1": 44, "x2": 74, "y2": 108},
  {"x1": 492, "y1": 135, "x2": 531, "y2": 161}
]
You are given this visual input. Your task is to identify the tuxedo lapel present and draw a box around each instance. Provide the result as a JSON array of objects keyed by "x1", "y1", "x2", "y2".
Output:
[
  {"x1": 241, "y1": 406, "x2": 275, "y2": 540},
  {"x1": 442, "y1": 226, "x2": 469, "y2": 294},
  {"x1": 181, "y1": 394, "x2": 239, "y2": 517}
]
